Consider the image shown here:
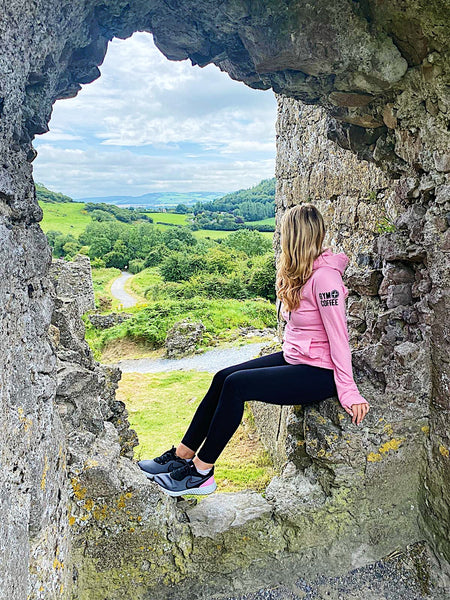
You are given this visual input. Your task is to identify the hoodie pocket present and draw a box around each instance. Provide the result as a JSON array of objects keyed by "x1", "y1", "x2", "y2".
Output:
[{"x1": 296, "y1": 337, "x2": 323, "y2": 359}]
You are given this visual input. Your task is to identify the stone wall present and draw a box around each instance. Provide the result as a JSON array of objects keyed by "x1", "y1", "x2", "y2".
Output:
[
  {"x1": 50, "y1": 255, "x2": 95, "y2": 317},
  {"x1": 272, "y1": 95, "x2": 450, "y2": 573}
]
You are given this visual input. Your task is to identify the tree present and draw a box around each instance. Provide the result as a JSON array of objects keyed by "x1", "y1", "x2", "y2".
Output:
[
  {"x1": 223, "y1": 229, "x2": 272, "y2": 257},
  {"x1": 248, "y1": 253, "x2": 276, "y2": 301},
  {"x1": 103, "y1": 239, "x2": 129, "y2": 269}
]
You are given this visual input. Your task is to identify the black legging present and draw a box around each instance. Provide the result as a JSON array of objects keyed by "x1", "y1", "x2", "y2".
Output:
[{"x1": 180, "y1": 350, "x2": 337, "y2": 464}]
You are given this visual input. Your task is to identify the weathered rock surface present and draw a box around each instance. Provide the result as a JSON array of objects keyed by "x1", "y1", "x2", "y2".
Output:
[
  {"x1": 165, "y1": 317, "x2": 206, "y2": 358},
  {"x1": 88, "y1": 311, "x2": 133, "y2": 329},
  {"x1": 0, "y1": 1, "x2": 449, "y2": 599}
]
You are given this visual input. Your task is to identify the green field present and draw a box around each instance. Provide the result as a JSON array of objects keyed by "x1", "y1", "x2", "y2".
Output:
[
  {"x1": 250, "y1": 217, "x2": 276, "y2": 227},
  {"x1": 38, "y1": 200, "x2": 91, "y2": 236},
  {"x1": 38, "y1": 201, "x2": 275, "y2": 242},
  {"x1": 117, "y1": 370, "x2": 277, "y2": 495},
  {"x1": 142, "y1": 211, "x2": 190, "y2": 225}
]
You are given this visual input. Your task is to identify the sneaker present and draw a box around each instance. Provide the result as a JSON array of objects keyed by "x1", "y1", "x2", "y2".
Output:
[
  {"x1": 153, "y1": 461, "x2": 217, "y2": 497},
  {"x1": 138, "y1": 445, "x2": 192, "y2": 480}
]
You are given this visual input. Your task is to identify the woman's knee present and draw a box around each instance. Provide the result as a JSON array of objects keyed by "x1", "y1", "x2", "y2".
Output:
[
  {"x1": 213, "y1": 365, "x2": 238, "y2": 386},
  {"x1": 222, "y1": 371, "x2": 246, "y2": 396}
]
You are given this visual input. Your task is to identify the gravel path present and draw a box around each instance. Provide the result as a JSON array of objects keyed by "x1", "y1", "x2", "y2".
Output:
[
  {"x1": 111, "y1": 341, "x2": 269, "y2": 373},
  {"x1": 110, "y1": 271, "x2": 137, "y2": 308},
  {"x1": 220, "y1": 544, "x2": 446, "y2": 600}
]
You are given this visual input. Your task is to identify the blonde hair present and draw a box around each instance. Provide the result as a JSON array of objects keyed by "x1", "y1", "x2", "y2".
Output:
[{"x1": 276, "y1": 203, "x2": 327, "y2": 313}]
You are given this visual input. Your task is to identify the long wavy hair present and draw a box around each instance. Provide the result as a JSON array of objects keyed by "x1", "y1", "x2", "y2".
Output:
[{"x1": 276, "y1": 203, "x2": 327, "y2": 313}]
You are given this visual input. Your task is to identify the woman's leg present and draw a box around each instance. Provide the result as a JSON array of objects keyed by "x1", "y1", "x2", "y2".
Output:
[
  {"x1": 179, "y1": 351, "x2": 288, "y2": 455},
  {"x1": 195, "y1": 363, "x2": 337, "y2": 465}
]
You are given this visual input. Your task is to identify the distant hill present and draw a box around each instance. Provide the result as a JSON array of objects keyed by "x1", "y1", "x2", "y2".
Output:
[
  {"x1": 77, "y1": 191, "x2": 225, "y2": 208},
  {"x1": 35, "y1": 182, "x2": 73, "y2": 203},
  {"x1": 190, "y1": 178, "x2": 276, "y2": 231}
]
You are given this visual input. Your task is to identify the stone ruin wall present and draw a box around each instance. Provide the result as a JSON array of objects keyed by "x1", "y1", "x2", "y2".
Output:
[{"x1": 0, "y1": 1, "x2": 449, "y2": 598}]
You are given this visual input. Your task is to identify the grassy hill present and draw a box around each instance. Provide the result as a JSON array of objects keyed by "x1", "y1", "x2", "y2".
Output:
[
  {"x1": 39, "y1": 200, "x2": 92, "y2": 236},
  {"x1": 37, "y1": 181, "x2": 275, "y2": 241}
]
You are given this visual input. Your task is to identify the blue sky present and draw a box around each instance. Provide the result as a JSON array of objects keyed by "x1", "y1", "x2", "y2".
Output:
[{"x1": 32, "y1": 32, "x2": 277, "y2": 200}]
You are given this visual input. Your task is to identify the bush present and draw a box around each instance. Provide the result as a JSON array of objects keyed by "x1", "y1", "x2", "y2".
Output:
[
  {"x1": 91, "y1": 257, "x2": 106, "y2": 268},
  {"x1": 97, "y1": 294, "x2": 112, "y2": 311},
  {"x1": 159, "y1": 252, "x2": 205, "y2": 282},
  {"x1": 248, "y1": 253, "x2": 276, "y2": 301},
  {"x1": 223, "y1": 229, "x2": 272, "y2": 257},
  {"x1": 129, "y1": 259, "x2": 146, "y2": 274},
  {"x1": 144, "y1": 244, "x2": 167, "y2": 267},
  {"x1": 185, "y1": 272, "x2": 249, "y2": 300}
]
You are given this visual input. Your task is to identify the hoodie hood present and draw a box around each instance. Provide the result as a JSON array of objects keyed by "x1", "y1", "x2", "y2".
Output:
[{"x1": 312, "y1": 247, "x2": 349, "y2": 275}]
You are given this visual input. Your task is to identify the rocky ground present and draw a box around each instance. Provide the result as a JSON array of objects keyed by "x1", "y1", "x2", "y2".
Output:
[{"x1": 221, "y1": 543, "x2": 448, "y2": 600}]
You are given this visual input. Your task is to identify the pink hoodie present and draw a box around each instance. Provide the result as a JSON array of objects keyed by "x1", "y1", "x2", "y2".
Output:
[{"x1": 279, "y1": 247, "x2": 368, "y2": 410}]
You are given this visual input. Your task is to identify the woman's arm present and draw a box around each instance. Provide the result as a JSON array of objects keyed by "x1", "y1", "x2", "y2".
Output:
[{"x1": 312, "y1": 266, "x2": 369, "y2": 424}]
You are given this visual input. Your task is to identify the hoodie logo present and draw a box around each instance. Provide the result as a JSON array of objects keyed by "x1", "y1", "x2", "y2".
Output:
[{"x1": 319, "y1": 289, "x2": 339, "y2": 306}]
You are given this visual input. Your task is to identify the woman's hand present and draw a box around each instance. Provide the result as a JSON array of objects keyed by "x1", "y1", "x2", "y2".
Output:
[{"x1": 344, "y1": 403, "x2": 370, "y2": 425}]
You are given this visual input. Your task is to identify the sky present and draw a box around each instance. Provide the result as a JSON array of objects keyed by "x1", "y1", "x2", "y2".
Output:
[{"x1": 32, "y1": 32, "x2": 277, "y2": 200}]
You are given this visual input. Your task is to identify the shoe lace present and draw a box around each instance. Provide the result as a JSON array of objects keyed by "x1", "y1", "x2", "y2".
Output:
[
  {"x1": 171, "y1": 462, "x2": 196, "y2": 481},
  {"x1": 154, "y1": 445, "x2": 178, "y2": 464}
]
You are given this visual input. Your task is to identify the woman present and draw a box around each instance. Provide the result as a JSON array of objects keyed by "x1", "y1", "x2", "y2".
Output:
[{"x1": 138, "y1": 203, "x2": 370, "y2": 497}]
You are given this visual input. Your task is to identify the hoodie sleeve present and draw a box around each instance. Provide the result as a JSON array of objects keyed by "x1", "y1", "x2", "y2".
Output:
[{"x1": 312, "y1": 267, "x2": 369, "y2": 411}]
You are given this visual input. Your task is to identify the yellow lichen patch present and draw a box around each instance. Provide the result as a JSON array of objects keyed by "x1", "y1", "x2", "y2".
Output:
[
  {"x1": 379, "y1": 438, "x2": 405, "y2": 454},
  {"x1": 71, "y1": 478, "x2": 87, "y2": 500},
  {"x1": 439, "y1": 445, "x2": 449, "y2": 458},
  {"x1": 117, "y1": 494, "x2": 131, "y2": 508},
  {"x1": 84, "y1": 459, "x2": 99, "y2": 469},
  {"x1": 296, "y1": 440, "x2": 305, "y2": 446},
  {"x1": 383, "y1": 423, "x2": 394, "y2": 436},
  {"x1": 308, "y1": 439, "x2": 318, "y2": 448},
  {"x1": 92, "y1": 504, "x2": 108, "y2": 521},
  {"x1": 41, "y1": 455, "x2": 49, "y2": 490},
  {"x1": 421, "y1": 425, "x2": 430, "y2": 435},
  {"x1": 83, "y1": 498, "x2": 94, "y2": 511},
  {"x1": 367, "y1": 452, "x2": 383, "y2": 462},
  {"x1": 310, "y1": 410, "x2": 327, "y2": 424},
  {"x1": 367, "y1": 437, "x2": 405, "y2": 463},
  {"x1": 68, "y1": 515, "x2": 76, "y2": 526},
  {"x1": 53, "y1": 557, "x2": 63, "y2": 570},
  {"x1": 17, "y1": 406, "x2": 33, "y2": 433}
]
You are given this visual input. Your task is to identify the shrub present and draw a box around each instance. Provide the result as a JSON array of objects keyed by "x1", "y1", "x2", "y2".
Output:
[{"x1": 128, "y1": 259, "x2": 146, "y2": 274}]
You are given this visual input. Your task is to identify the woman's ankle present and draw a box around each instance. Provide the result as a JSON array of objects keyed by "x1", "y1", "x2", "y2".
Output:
[
  {"x1": 175, "y1": 443, "x2": 195, "y2": 459},
  {"x1": 193, "y1": 456, "x2": 214, "y2": 471}
]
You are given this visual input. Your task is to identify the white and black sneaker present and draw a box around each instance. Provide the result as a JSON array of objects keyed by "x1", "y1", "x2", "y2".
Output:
[
  {"x1": 153, "y1": 461, "x2": 217, "y2": 497},
  {"x1": 138, "y1": 445, "x2": 192, "y2": 480}
]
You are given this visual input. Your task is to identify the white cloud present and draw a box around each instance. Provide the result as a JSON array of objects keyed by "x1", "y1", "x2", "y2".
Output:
[
  {"x1": 33, "y1": 31, "x2": 277, "y2": 198},
  {"x1": 34, "y1": 144, "x2": 275, "y2": 198}
]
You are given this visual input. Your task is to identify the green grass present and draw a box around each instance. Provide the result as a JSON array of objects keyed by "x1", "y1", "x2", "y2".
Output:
[
  {"x1": 249, "y1": 217, "x2": 276, "y2": 227},
  {"x1": 117, "y1": 370, "x2": 277, "y2": 495},
  {"x1": 125, "y1": 267, "x2": 163, "y2": 298},
  {"x1": 91, "y1": 267, "x2": 122, "y2": 310},
  {"x1": 142, "y1": 211, "x2": 190, "y2": 225},
  {"x1": 38, "y1": 200, "x2": 92, "y2": 236},
  {"x1": 83, "y1": 296, "x2": 276, "y2": 360}
]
